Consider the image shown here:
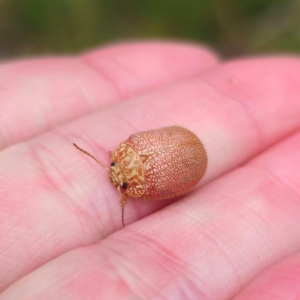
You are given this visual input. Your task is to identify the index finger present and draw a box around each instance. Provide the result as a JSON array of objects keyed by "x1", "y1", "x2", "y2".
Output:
[{"x1": 0, "y1": 41, "x2": 218, "y2": 149}]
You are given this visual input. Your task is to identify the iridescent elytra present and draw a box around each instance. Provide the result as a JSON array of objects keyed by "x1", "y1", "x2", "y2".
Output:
[{"x1": 74, "y1": 126, "x2": 207, "y2": 226}]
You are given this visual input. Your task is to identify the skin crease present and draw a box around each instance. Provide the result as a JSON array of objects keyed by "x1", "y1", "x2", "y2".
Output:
[
  {"x1": 233, "y1": 253, "x2": 300, "y2": 299},
  {"x1": 1, "y1": 42, "x2": 300, "y2": 299}
]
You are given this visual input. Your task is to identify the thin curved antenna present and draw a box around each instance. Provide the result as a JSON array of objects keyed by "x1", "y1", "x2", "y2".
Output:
[
  {"x1": 73, "y1": 143, "x2": 109, "y2": 171},
  {"x1": 117, "y1": 185, "x2": 127, "y2": 227}
]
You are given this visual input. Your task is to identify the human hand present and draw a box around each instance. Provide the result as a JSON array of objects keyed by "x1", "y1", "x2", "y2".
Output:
[{"x1": 0, "y1": 42, "x2": 300, "y2": 299}]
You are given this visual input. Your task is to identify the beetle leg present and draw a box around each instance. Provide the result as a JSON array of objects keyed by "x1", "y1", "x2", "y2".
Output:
[{"x1": 117, "y1": 185, "x2": 128, "y2": 227}]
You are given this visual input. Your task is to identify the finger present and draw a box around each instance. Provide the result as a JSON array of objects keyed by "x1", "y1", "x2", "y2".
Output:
[
  {"x1": 81, "y1": 41, "x2": 218, "y2": 95},
  {"x1": 1, "y1": 57, "x2": 300, "y2": 292},
  {"x1": 2, "y1": 124, "x2": 300, "y2": 299},
  {"x1": 0, "y1": 41, "x2": 218, "y2": 150},
  {"x1": 234, "y1": 253, "x2": 300, "y2": 299}
]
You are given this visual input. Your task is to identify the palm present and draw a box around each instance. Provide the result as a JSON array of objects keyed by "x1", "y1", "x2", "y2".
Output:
[{"x1": 0, "y1": 42, "x2": 299, "y2": 300}]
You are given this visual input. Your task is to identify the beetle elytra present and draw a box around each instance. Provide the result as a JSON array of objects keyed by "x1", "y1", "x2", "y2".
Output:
[{"x1": 74, "y1": 126, "x2": 207, "y2": 226}]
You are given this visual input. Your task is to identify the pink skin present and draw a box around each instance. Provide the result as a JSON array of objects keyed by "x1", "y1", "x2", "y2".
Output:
[
  {"x1": 234, "y1": 253, "x2": 300, "y2": 299},
  {"x1": 0, "y1": 42, "x2": 300, "y2": 299}
]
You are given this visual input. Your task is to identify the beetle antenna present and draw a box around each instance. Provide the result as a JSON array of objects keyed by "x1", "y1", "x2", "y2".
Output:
[
  {"x1": 117, "y1": 186, "x2": 127, "y2": 227},
  {"x1": 121, "y1": 201, "x2": 125, "y2": 227},
  {"x1": 121, "y1": 195, "x2": 127, "y2": 227},
  {"x1": 73, "y1": 143, "x2": 109, "y2": 171}
]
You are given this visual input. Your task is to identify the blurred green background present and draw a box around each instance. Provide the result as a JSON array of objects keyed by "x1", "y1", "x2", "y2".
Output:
[{"x1": 0, "y1": 0, "x2": 300, "y2": 59}]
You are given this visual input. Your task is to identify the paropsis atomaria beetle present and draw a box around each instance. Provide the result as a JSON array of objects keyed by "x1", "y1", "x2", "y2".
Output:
[{"x1": 74, "y1": 126, "x2": 207, "y2": 226}]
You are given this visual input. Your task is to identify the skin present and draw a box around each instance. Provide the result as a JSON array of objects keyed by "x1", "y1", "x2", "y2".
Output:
[{"x1": 0, "y1": 41, "x2": 300, "y2": 299}]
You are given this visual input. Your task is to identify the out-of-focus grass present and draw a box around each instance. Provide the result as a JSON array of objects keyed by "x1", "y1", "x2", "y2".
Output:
[{"x1": 0, "y1": 0, "x2": 299, "y2": 58}]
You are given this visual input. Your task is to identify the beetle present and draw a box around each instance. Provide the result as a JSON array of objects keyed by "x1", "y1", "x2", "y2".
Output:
[{"x1": 74, "y1": 126, "x2": 207, "y2": 226}]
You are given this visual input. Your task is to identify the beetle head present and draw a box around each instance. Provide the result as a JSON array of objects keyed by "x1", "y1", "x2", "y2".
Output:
[
  {"x1": 109, "y1": 161, "x2": 127, "y2": 189},
  {"x1": 73, "y1": 143, "x2": 128, "y2": 227}
]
